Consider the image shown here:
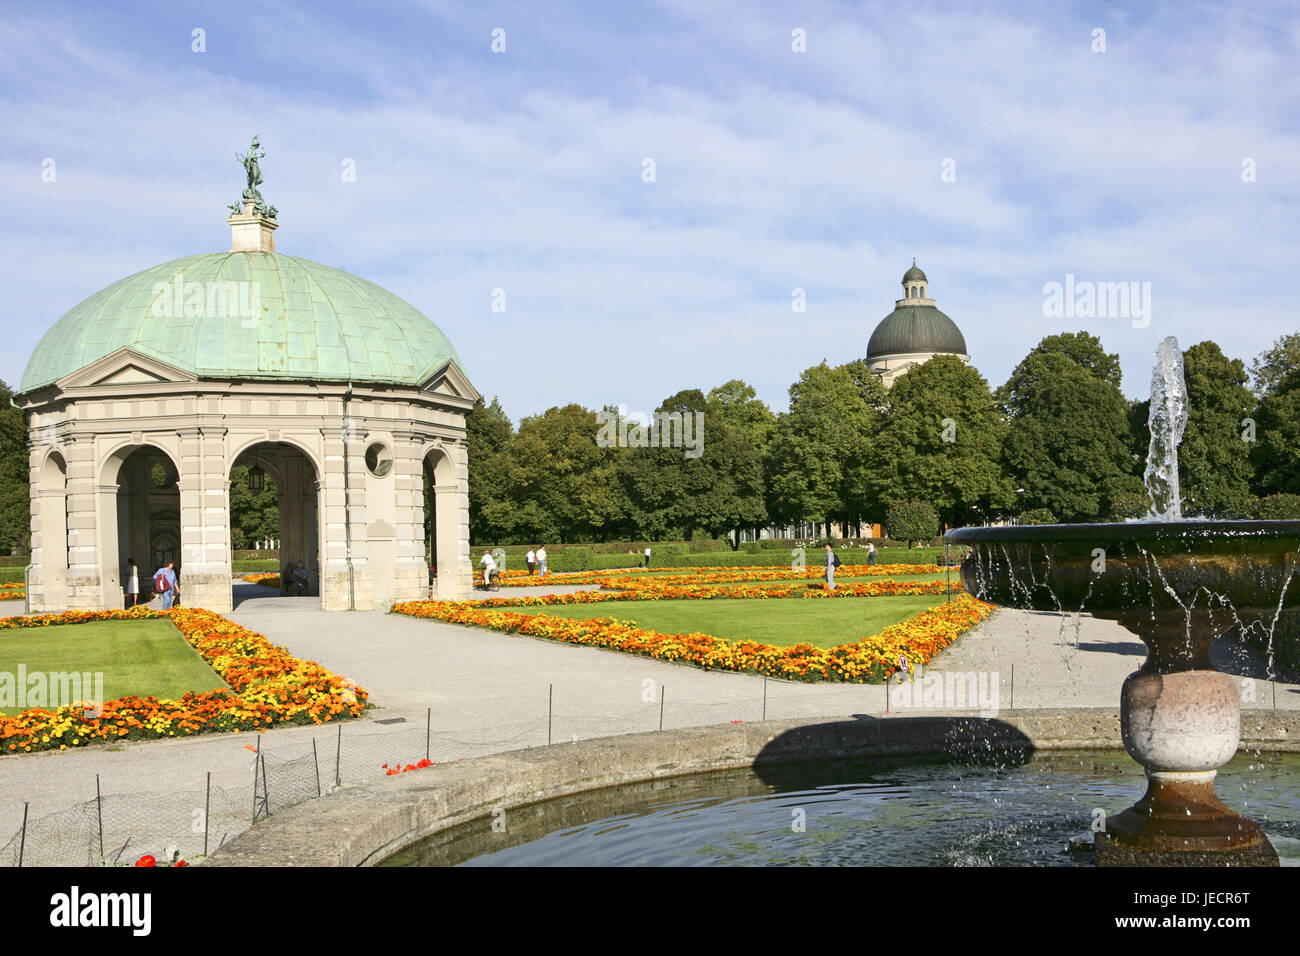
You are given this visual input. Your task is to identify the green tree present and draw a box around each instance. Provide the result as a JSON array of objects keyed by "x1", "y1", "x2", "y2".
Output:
[
  {"x1": 0, "y1": 380, "x2": 28, "y2": 554},
  {"x1": 508, "y1": 403, "x2": 627, "y2": 542},
  {"x1": 1250, "y1": 333, "x2": 1300, "y2": 398},
  {"x1": 1255, "y1": 494, "x2": 1300, "y2": 519},
  {"x1": 1251, "y1": 367, "x2": 1300, "y2": 496},
  {"x1": 862, "y1": 355, "x2": 1014, "y2": 528},
  {"x1": 999, "y1": 332, "x2": 1143, "y2": 522},
  {"x1": 1178, "y1": 341, "x2": 1255, "y2": 517},
  {"x1": 766, "y1": 362, "x2": 879, "y2": 536},
  {"x1": 465, "y1": 397, "x2": 516, "y2": 543},
  {"x1": 704, "y1": 381, "x2": 774, "y2": 541},
  {"x1": 229, "y1": 464, "x2": 279, "y2": 548},
  {"x1": 886, "y1": 500, "x2": 939, "y2": 548}
]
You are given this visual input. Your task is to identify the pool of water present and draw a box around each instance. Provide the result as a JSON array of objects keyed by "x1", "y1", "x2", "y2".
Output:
[{"x1": 382, "y1": 750, "x2": 1300, "y2": 866}]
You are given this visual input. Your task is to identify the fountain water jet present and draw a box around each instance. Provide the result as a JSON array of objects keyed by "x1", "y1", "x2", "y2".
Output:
[{"x1": 947, "y1": 336, "x2": 1297, "y2": 866}]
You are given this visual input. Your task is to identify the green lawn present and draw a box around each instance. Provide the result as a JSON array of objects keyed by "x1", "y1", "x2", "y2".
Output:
[
  {"x1": 537, "y1": 595, "x2": 948, "y2": 649},
  {"x1": 0, "y1": 619, "x2": 228, "y2": 714}
]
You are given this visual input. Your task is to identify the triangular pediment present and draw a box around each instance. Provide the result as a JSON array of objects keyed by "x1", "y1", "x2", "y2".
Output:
[
  {"x1": 419, "y1": 360, "x2": 481, "y2": 406},
  {"x1": 58, "y1": 348, "x2": 196, "y2": 390}
]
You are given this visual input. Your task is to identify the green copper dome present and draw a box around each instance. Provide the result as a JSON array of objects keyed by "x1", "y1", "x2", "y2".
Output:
[
  {"x1": 902, "y1": 259, "x2": 927, "y2": 283},
  {"x1": 20, "y1": 252, "x2": 466, "y2": 393},
  {"x1": 866, "y1": 305, "x2": 967, "y2": 359}
]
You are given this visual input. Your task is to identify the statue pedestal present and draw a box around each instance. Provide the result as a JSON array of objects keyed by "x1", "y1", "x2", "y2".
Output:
[{"x1": 1095, "y1": 613, "x2": 1279, "y2": 866}]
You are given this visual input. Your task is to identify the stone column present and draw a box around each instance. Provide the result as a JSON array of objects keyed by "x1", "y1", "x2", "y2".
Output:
[
  {"x1": 435, "y1": 439, "x2": 473, "y2": 599},
  {"x1": 176, "y1": 426, "x2": 232, "y2": 612},
  {"x1": 28, "y1": 439, "x2": 69, "y2": 612},
  {"x1": 320, "y1": 422, "x2": 371, "y2": 610},
  {"x1": 392, "y1": 431, "x2": 433, "y2": 602},
  {"x1": 63, "y1": 437, "x2": 102, "y2": 609}
]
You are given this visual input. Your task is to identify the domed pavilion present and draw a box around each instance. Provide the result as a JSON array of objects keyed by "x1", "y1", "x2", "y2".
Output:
[
  {"x1": 866, "y1": 260, "x2": 970, "y2": 387},
  {"x1": 15, "y1": 141, "x2": 479, "y2": 612}
]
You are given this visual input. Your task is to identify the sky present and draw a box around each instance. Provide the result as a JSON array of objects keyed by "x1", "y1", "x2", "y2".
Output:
[{"x1": 2, "y1": 0, "x2": 1297, "y2": 422}]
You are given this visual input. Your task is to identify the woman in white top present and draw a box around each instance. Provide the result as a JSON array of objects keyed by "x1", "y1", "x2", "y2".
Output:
[{"x1": 125, "y1": 558, "x2": 139, "y2": 606}]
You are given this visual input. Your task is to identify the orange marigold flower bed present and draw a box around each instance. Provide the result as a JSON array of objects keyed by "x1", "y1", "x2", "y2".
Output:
[
  {"x1": 0, "y1": 607, "x2": 368, "y2": 755},
  {"x1": 430, "y1": 577, "x2": 959, "y2": 610},
  {"x1": 392, "y1": 594, "x2": 993, "y2": 683},
  {"x1": 241, "y1": 572, "x2": 281, "y2": 589},
  {"x1": 497, "y1": 563, "x2": 947, "y2": 587}
]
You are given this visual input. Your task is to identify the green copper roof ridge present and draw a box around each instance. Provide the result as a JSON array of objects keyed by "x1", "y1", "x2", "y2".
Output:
[{"x1": 19, "y1": 250, "x2": 468, "y2": 394}]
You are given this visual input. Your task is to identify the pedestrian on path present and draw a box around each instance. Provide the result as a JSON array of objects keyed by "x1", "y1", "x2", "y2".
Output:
[
  {"x1": 537, "y1": 546, "x2": 548, "y2": 575},
  {"x1": 153, "y1": 560, "x2": 179, "y2": 609},
  {"x1": 867, "y1": 541, "x2": 877, "y2": 566},
  {"x1": 644, "y1": 546, "x2": 651, "y2": 568},
  {"x1": 125, "y1": 557, "x2": 139, "y2": 607},
  {"x1": 824, "y1": 544, "x2": 840, "y2": 589},
  {"x1": 526, "y1": 548, "x2": 536, "y2": 575},
  {"x1": 479, "y1": 550, "x2": 497, "y2": 587}
]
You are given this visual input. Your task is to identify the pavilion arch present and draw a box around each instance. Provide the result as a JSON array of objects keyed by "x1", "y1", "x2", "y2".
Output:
[
  {"x1": 34, "y1": 449, "x2": 69, "y2": 608},
  {"x1": 97, "y1": 442, "x2": 183, "y2": 608},
  {"x1": 422, "y1": 445, "x2": 463, "y2": 600},
  {"x1": 230, "y1": 440, "x2": 323, "y2": 604},
  {"x1": 227, "y1": 434, "x2": 324, "y2": 482}
]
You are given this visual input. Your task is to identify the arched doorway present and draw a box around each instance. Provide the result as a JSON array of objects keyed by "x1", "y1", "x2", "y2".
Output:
[
  {"x1": 99, "y1": 445, "x2": 181, "y2": 607},
  {"x1": 230, "y1": 441, "x2": 321, "y2": 604},
  {"x1": 422, "y1": 446, "x2": 461, "y2": 598}
]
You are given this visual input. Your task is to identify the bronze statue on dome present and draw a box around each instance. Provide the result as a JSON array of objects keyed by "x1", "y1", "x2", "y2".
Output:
[{"x1": 229, "y1": 136, "x2": 277, "y2": 219}]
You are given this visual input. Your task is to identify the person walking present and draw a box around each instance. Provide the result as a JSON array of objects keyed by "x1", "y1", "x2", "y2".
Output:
[
  {"x1": 644, "y1": 545, "x2": 651, "y2": 568},
  {"x1": 537, "y1": 546, "x2": 548, "y2": 575},
  {"x1": 152, "y1": 560, "x2": 179, "y2": 609},
  {"x1": 824, "y1": 543, "x2": 840, "y2": 590},
  {"x1": 125, "y1": 557, "x2": 139, "y2": 607},
  {"x1": 866, "y1": 541, "x2": 877, "y2": 566},
  {"x1": 478, "y1": 549, "x2": 497, "y2": 587},
  {"x1": 526, "y1": 547, "x2": 537, "y2": 576}
]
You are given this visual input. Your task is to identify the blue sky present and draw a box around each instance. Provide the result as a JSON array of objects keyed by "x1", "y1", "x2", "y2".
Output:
[{"x1": 2, "y1": 0, "x2": 1297, "y2": 420}]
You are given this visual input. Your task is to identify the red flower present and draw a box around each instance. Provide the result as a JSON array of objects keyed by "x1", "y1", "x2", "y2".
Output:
[{"x1": 134, "y1": 855, "x2": 156, "y2": 867}]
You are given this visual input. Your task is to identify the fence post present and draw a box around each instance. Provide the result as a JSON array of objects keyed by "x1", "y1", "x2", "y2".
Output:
[
  {"x1": 547, "y1": 683, "x2": 553, "y2": 746},
  {"x1": 426, "y1": 707, "x2": 431, "y2": 761},
  {"x1": 18, "y1": 802, "x2": 28, "y2": 868},
  {"x1": 945, "y1": 542, "x2": 951, "y2": 602},
  {"x1": 335, "y1": 723, "x2": 342, "y2": 788},
  {"x1": 95, "y1": 774, "x2": 104, "y2": 862},
  {"x1": 252, "y1": 736, "x2": 259, "y2": 823},
  {"x1": 311, "y1": 739, "x2": 322, "y2": 798},
  {"x1": 886, "y1": 676, "x2": 890, "y2": 713},
  {"x1": 204, "y1": 772, "x2": 211, "y2": 857},
  {"x1": 659, "y1": 685, "x2": 665, "y2": 732},
  {"x1": 260, "y1": 747, "x2": 271, "y2": 817},
  {"x1": 1010, "y1": 663, "x2": 1015, "y2": 711},
  {"x1": 762, "y1": 675, "x2": 767, "y2": 722}
]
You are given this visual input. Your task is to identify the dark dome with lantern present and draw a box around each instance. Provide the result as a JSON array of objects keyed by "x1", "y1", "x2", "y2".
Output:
[{"x1": 866, "y1": 260, "x2": 968, "y2": 360}]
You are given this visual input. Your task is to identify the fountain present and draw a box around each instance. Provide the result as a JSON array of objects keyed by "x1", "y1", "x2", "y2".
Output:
[{"x1": 947, "y1": 336, "x2": 1299, "y2": 866}]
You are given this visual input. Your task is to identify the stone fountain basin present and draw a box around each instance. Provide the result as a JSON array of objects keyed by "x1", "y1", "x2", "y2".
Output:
[{"x1": 946, "y1": 520, "x2": 1300, "y2": 621}]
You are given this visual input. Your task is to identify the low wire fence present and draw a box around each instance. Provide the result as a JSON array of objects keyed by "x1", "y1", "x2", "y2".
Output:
[{"x1": 4, "y1": 666, "x2": 1298, "y2": 866}]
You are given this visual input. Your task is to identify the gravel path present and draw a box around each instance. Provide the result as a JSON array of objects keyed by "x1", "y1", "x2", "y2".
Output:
[{"x1": 2, "y1": 585, "x2": 1296, "y2": 861}]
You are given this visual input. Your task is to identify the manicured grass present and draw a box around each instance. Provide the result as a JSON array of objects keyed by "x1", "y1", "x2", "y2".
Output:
[
  {"x1": 537, "y1": 595, "x2": 949, "y2": 649},
  {"x1": 0, "y1": 618, "x2": 228, "y2": 714},
  {"x1": 0, "y1": 568, "x2": 25, "y2": 584},
  {"x1": 232, "y1": 558, "x2": 280, "y2": 573}
]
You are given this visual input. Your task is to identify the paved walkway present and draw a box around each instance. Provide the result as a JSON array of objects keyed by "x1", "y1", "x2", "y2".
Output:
[{"x1": 2, "y1": 585, "x2": 1297, "y2": 859}]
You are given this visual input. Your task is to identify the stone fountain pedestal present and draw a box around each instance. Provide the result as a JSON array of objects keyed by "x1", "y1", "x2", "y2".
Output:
[
  {"x1": 1095, "y1": 615, "x2": 1277, "y2": 865},
  {"x1": 947, "y1": 521, "x2": 1300, "y2": 868}
]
